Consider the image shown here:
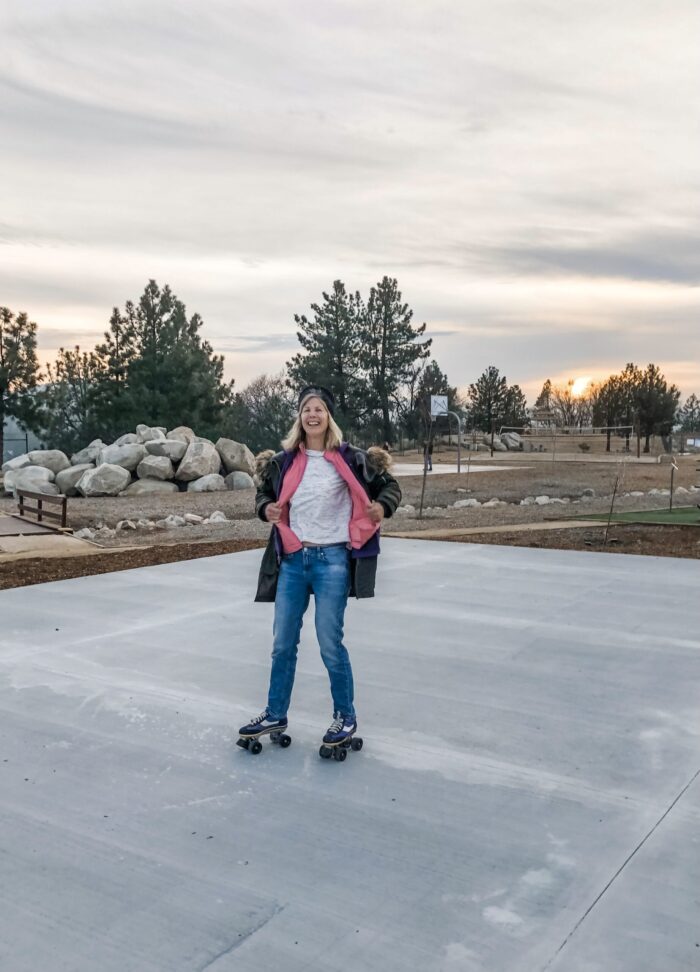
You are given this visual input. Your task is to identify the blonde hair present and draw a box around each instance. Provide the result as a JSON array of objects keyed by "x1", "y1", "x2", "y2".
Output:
[{"x1": 282, "y1": 395, "x2": 344, "y2": 451}]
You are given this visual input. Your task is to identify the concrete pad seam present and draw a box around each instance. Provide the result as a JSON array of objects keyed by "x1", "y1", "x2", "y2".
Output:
[
  {"x1": 542, "y1": 766, "x2": 700, "y2": 970},
  {"x1": 196, "y1": 904, "x2": 285, "y2": 970}
]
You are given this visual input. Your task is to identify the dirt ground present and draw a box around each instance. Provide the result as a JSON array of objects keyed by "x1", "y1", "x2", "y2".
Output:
[
  {"x1": 1, "y1": 453, "x2": 698, "y2": 589},
  {"x1": 0, "y1": 538, "x2": 266, "y2": 591},
  {"x1": 439, "y1": 524, "x2": 700, "y2": 559}
]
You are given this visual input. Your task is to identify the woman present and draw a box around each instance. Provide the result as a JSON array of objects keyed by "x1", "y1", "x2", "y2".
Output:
[{"x1": 239, "y1": 385, "x2": 401, "y2": 748}]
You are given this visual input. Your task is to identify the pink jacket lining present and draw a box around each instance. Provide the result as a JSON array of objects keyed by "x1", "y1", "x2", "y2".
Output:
[{"x1": 275, "y1": 447, "x2": 380, "y2": 555}]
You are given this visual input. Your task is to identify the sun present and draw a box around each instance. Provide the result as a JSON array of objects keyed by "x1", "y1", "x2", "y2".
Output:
[{"x1": 571, "y1": 376, "x2": 592, "y2": 397}]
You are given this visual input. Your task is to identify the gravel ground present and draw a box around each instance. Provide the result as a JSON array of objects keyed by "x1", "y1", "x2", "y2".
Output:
[{"x1": 1, "y1": 456, "x2": 697, "y2": 546}]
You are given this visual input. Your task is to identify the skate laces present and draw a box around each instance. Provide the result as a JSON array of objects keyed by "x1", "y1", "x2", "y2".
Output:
[
  {"x1": 250, "y1": 710, "x2": 269, "y2": 726},
  {"x1": 328, "y1": 714, "x2": 344, "y2": 734}
]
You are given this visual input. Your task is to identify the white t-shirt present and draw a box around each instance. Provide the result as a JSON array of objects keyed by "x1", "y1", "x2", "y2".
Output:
[{"x1": 289, "y1": 450, "x2": 352, "y2": 545}]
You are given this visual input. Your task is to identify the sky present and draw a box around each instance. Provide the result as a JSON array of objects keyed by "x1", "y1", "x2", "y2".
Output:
[{"x1": 1, "y1": 0, "x2": 699, "y2": 402}]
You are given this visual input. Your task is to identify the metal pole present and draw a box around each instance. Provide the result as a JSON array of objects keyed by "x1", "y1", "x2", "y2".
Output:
[
  {"x1": 419, "y1": 418, "x2": 434, "y2": 519},
  {"x1": 669, "y1": 460, "x2": 677, "y2": 511},
  {"x1": 448, "y1": 411, "x2": 461, "y2": 473},
  {"x1": 604, "y1": 466, "x2": 622, "y2": 547}
]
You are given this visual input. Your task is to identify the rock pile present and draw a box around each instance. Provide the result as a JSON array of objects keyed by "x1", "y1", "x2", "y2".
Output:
[{"x1": 1, "y1": 425, "x2": 256, "y2": 498}]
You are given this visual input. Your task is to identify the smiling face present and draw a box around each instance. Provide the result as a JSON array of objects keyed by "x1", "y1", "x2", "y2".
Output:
[{"x1": 300, "y1": 396, "x2": 330, "y2": 443}]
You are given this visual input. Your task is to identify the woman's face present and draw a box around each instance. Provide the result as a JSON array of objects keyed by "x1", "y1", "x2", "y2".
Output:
[{"x1": 300, "y1": 396, "x2": 329, "y2": 440}]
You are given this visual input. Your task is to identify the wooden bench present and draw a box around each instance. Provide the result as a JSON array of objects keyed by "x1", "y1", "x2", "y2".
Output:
[{"x1": 16, "y1": 488, "x2": 68, "y2": 530}]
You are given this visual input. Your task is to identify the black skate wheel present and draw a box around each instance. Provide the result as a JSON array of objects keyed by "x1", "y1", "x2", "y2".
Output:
[
  {"x1": 319, "y1": 745, "x2": 333, "y2": 759},
  {"x1": 236, "y1": 737, "x2": 250, "y2": 750},
  {"x1": 279, "y1": 734, "x2": 292, "y2": 748},
  {"x1": 250, "y1": 740, "x2": 263, "y2": 755},
  {"x1": 351, "y1": 737, "x2": 363, "y2": 752},
  {"x1": 334, "y1": 747, "x2": 347, "y2": 762},
  {"x1": 269, "y1": 731, "x2": 281, "y2": 743}
]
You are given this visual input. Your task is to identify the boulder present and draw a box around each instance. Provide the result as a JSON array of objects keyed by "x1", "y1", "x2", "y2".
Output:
[
  {"x1": 176, "y1": 441, "x2": 221, "y2": 482},
  {"x1": 71, "y1": 439, "x2": 104, "y2": 465},
  {"x1": 27, "y1": 449, "x2": 71, "y2": 474},
  {"x1": 187, "y1": 474, "x2": 227, "y2": 492},
  {"x1": 193, "y1": 435, "x2": 215, "y2": 447},
  {"x1": 1, "y1": 453, "x2": 33, "y2": 473},
  {"x1": 136, "y1": 424, "x2": 167, "y2": 444},
  {"x1": 4, "y1": 466, "x2": 58, "y2": 497},
  {"x1": 534, "y1": 495, "x2": 552, "y2": 505},
  {"x1": 120, "y1": 480, "x2": 179, "y2": 496},
  {"x1": 581, "y1": 488, "x2": 596, "y2": 497},
  {"x1": 167, "y1": 426, "x2": 196, "y2": 444},
  {"x1": 99, "y1": 443, "x2": 147, "y2": 471},
  {"x1": 453, "y1": 498, "x2": 481, "y2": 508},
  {"x1": 73, "y1": 527, "x2": 96, "y2": 541},
  {"x1": 208, "y1": 510, "x2": 228, "y2": 523},
  {"x1": 156, "y1": 514, "x2": 186, "y2": 529},
  {"x1": 520, "y1": 496, "x2": 536, "y2": 506},
  {"x1": 113, "y1": 433, "x2": 139, "y2": 446},
  {"x1": 136, "y1": 455, "x2": 175, "y2": 481},
  {"x1": 116, "y1": 520, "x2": 137, "y2": 531},
  {"x1": 482, "y1": 498, "x2": 507, "y2": 508},
  {"x1": 144, "y1": 439, "x2": 187, "y2": 462},
  {"x1": 481, "y1": 435, "x2": 507, "y2": 452},
  {"x1": 216, "y1": 438, "x2": 255, "y2": 475},
  {"x1": 184, "y1": 513, "x2": 204, "y2": 524},
  {"x1": 55, "y1": 463, "x2": 95, "y2": 497},
  {"x1": 225, "y1": 471, "x2": 255, "y2": 490},
  {"x1": 501, "y1": 432, "x2": 523, "y2": 450},
  {"x1": 77, "y1": 464, "x2": 131, "y2": 497}
]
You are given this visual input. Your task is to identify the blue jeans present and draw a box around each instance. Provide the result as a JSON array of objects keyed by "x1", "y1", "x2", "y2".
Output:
[{"x1": 267, "y1": 544, "x2": 355, "y2": 720}]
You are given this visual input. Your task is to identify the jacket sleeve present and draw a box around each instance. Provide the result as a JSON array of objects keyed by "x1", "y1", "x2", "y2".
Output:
[
  {"x1": 254, "y1": 461, "x2": 277, "y2": 522},
  {"x1": 366, "y1": 466, "x2": 402, "y2": 518}
]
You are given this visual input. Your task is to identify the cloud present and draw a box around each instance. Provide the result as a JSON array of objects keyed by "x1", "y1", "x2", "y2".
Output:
[
  {"x1": 489, "y1": 228, "x2": 700, "y2": 285},
  {"x1": 0, "y1": 0, "x2": 698, "y2": 397}
]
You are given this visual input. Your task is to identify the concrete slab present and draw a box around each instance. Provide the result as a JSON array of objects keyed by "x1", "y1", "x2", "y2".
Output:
[
  {"x1": 0, "y1": 540, "x2": 698, "y2": 971},
  {"x1": 393, "y1": 462, "x2": 525, "y2": 476},
  {"x1": 0, "y1": 514, "x2": 57, "y2": 536},
  {"x1": 0, "y1": 533, "x2": 113, "y2": 562},
  {"x1": 385, "y1": 520, "x2": 601, "y2": 539}
]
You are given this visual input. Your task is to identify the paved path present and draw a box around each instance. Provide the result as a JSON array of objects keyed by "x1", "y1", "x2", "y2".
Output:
[
  {"x1": 393, "y1": 462, "x2": 524, "y2": 476},
  {"x1": 1, "y1": 540, "x2": 698, "y2": 971},
  {"x1": 385, "y1": 519, "x2": 604, "y2": 539}
]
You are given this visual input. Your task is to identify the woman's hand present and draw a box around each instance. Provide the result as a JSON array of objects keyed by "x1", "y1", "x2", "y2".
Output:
[
  {"x1": 367, "y1": 501, "x2": 385, "y2": 523},
  {"x1": 264, "y1": 502, "x2": 283, "y2": 524}
]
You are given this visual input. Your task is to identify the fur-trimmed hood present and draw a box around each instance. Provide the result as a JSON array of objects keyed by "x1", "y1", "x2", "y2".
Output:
[
  {"x1": 254, "y1": 444, "x2": 392, "y2": 485},
  {"x1": 254, "y1": 449, "x2": 276, "y2": 486}
]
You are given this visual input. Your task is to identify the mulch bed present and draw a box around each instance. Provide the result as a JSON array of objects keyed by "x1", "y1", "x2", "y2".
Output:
[
  {"x1": 2, "y1": 523, "x2": 698, "y2": 593},
  {"x1": 0, "y1": 538, "x2": 266, "y2": 591},
  {"x1": 440, "y1": 524, "x2": 700, "y2": 558}
]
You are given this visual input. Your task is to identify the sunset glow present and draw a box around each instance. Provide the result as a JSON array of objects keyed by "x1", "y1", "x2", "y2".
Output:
[{"x1": 571, "y1": 376, "x2": 593, "y2": 397}]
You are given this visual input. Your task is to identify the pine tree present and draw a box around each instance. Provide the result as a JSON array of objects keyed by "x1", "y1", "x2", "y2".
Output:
[
  {"x1": 286, "y1": 281, "x2": 364, "y2": 431},
  {"x1": 359, "y1": 277, "x2": 431, "y2": 443},
  {"x1": 467, "y1": 366, "x2": 527, "y2": 432},
  {"x1": 406, "y1": 360, "x2": 462, "y2": 441},
  {"x1": 678, "y1": 393, "x2": 700, "y2": 432},
  {"x1": 0, "y1": 307, "x2": 41, "y2": 461},
  {"x1": 633, "y1": 363, "x2": 680, "y2": 452},
  {"x1": 94, "y1": 280, "x2": 234, "y2": 439},
  {"x1": 591, "y1": 375, "x2": 626, "y2": 451},
  {"x1": 36, "y1": 346, "x2": 107, "y2": 454}
]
